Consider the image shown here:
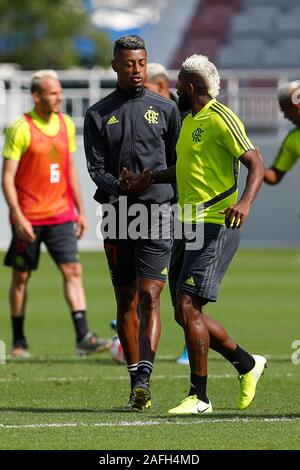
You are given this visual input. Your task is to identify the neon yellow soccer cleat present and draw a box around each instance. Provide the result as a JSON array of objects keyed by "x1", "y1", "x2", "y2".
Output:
[
  {"x1": 131, "y1": 376, "x2": 152, "y2": 411},
  {"x1": 237, "y1": 354, "x2": 267, "y2": 410},
  {"x1": 168, "y1": 395, "x2": 212, "y2": 415}
]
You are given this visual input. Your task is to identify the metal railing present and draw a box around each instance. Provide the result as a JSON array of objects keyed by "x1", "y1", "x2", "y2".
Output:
[{"x1": 0, "y1": 68, "x2": 298, "y2": 135}]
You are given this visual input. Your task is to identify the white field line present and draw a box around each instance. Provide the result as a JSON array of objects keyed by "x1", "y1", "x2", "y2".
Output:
[
  {"x1": 0, "y1": 372, "x2": 296, "y2": 383},
  {"x1": 0, "y1": 417, "x2": 299, "y2": 430}
]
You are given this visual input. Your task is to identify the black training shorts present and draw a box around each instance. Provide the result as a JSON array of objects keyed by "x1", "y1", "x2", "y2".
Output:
[
  {"x1": 103, "y1": 202, "x2": 173, "y2": 286},
  {"x1": 4, "y1": 222, "x2": 79, "y2": 271},
  {"x1": 169, "y1": 223, "x2": 240, "y2": 305}
]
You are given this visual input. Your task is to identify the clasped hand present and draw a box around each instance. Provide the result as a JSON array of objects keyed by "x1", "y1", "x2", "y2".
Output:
[{"x1": 119, "y1": 167, "x2": 153, "y2": 194}]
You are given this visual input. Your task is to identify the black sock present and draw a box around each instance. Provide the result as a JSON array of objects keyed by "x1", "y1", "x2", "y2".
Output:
[
  {"x1": 189, "y1": 373, "x2": 209, "y2": 403},
  {"x1": 127, "y1": 364, "x2": 138, "y2": 390},
  {"x1": 11, "y1": 315, "x2": 26, "y2": 345},
  {"x1": 222, "y1": 345, "x2": 255, "y2": 375},
  {"x1": 136, "y1": 360, "x2": 153, "y2": 378},
  {"x1": 134, "y1": 361, "x2": 153, "y2": 387},
  {"x1": 71, "y1": 310, "x2": 89, "y2": 342}
]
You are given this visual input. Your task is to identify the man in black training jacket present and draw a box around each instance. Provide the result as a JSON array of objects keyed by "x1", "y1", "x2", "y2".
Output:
[{"x1": 84, "y1": 35, "x2": 181, "y2": 411}]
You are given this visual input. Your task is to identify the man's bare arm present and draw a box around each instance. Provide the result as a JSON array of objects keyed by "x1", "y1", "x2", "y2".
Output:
[
  {"x1": 264, "y1": 166, "x2": 285, "y2": 185},
  {"x1": 220, "y1": 148, "x2": 264, "y2": 229},
  {"x1": 2, "y1": 159, "x2": 36, "y2": 242},
  {"x1": 151, "y1": 166, "x2": 176, "y2": 184}
]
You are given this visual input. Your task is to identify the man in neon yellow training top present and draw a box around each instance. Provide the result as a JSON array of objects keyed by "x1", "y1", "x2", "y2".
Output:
[
  {"x1": 170, "y1": 55, "x2": 267, "y2": 414},
  {"x1": 264, "y1": 81, "x2": 300, "y2": 185},
  {"x1": 123, "y1": 54, "x2": 268, "y2": 414},
  {"x1": 2, "y1": 70, "x2": 111, "y2": 357}
]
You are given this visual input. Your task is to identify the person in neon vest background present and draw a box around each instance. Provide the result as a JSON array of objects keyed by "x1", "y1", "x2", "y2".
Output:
[{"x1": 2, "y1": 70, "x2": 111, "y2": 357}]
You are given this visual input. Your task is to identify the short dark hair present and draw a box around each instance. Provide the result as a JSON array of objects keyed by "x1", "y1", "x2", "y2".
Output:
[{"x1": 113, "y1": 35, "x2": 146, "y2": 57}]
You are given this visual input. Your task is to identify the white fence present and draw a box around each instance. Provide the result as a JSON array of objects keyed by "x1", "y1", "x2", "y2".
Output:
[
  {"x1": 1, "y1": 67, "x2": 300, "y2": 248},
  {"x1": 0, "y1": 68, "x2": 299, "y2": 134}
]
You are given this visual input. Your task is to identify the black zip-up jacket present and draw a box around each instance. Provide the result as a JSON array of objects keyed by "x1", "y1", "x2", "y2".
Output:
[{"x1": 84, "y1": 86, "x2": 181, "y2": 204}]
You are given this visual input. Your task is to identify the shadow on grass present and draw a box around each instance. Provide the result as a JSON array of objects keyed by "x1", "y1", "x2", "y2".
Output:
[
  {"x1": 151, "y1": 412, "x2": 300, "y2": 420},
  {"x1": 1, "y1": 406, "x2": 300, "y2": 421},
  {"x1": 5, "y1": 357, "x2": 116, "y2": 366},
  {"x1": 6, "y1": 355, "x2": 293, "y2": 366},
  {"x1": 158, "y1": 357, "x2": 293, "y2": 364},
  {"x1": 0, "y1": 406, "x2": 123, "y2": 414}
]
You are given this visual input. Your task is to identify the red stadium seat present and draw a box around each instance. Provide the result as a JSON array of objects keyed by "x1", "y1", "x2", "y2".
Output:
[{"x1": 171, "y1": 0, "x2": 241, "y2": 69}]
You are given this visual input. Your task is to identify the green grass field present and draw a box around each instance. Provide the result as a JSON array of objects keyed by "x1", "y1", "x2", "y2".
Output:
[{"x1": 0, "y1": 249, "x2": 300, "y2": 450}]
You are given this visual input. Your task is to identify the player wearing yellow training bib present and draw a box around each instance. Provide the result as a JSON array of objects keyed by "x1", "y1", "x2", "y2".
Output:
[
  {"x1": 3, "y1": 110, "x2": 76, "y2": 162},
  {"x1": 3, "y1": 110, "x2": 76, "y2": 224},
  {"x1": 2, "y1": 70, "x2": 111, "y2": 358}
]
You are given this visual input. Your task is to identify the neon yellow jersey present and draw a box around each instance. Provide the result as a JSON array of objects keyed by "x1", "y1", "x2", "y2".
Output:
[
  {"x1": 274, "y1": 128, "x2": 300, "y2": 172},
  {"x1": 3, "y1": 110, "x2": 76, "y2": 161},
  {"x1": 176, "y1": 99, "x2": 254, "y2": 224}
]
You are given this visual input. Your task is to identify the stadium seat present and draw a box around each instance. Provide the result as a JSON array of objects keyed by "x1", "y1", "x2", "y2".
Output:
[
  {"x1": 277, "y1": 8, "x2": 300, "y2": 38},
  {"x1": 216, "y1": 0, "x2": 300, "y2": 69},
  {"x1": 244, "y1": 0, "x2": 298, "y2": 11},
  {"x1": 172, "y1": 37, "x2": 220, "y2": 68},
  {"x1": 171, "y1": 0, "x2": 240, "y2": 69},
  {"x1": 189, "y1": 6, "x2": 235, "y2": 40},
  {"x1": 200, "y1": 0, "x2": 241, "y2": 8},
  {"x1": 185, "y1": 37, "x2": 220, "y2": 59},
  {"x1": 262, "y1": 39, "x2": 300, "y2": 68},
  {"x1": 231, "y1": 6, "x2": 279, "y2": 39},
  {"x1": 217, "y1": 38, "x2": 264, "y2": 69}
]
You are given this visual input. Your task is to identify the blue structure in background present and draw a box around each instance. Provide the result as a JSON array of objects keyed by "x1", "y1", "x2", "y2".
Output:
[
  {"x1": 74, "y1": 36, "x2": 96, "y2": 58},
  {"x1": 86, "y1": 0, "x2": 156, "y2": 44},
  {"x1": 74, "y1": 35, "x2": 99, "y2": 68},
  {"x1": 100, "y1": 24, "x2": 154, "y2": 42}
]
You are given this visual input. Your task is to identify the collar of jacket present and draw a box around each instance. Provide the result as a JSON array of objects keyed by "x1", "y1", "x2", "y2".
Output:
[{"x1": 116, "y1": 85, "x2": 146, "y2": 100}]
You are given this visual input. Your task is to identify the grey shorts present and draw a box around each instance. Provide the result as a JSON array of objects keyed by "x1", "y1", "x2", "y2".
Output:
[
  {"x1": 4, "y1": 222, "x2": 79, "y2": 271},
  {"x1": 169, "y1": 223, "x2": 240, "y2": 305}
]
